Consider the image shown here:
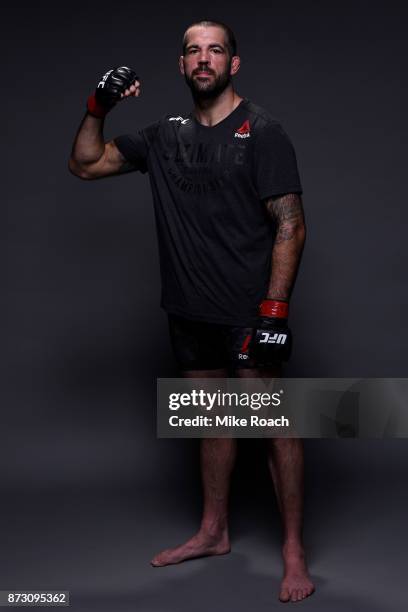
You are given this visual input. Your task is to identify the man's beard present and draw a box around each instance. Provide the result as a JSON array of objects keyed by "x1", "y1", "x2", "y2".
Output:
[{"x1": 184, "y1": 65, "x2": 232, "y2": 100}]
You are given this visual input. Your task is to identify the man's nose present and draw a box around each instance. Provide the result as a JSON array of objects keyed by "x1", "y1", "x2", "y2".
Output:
[{"x1": 197, "y1": 51, "x2": 211, "y2": 63}]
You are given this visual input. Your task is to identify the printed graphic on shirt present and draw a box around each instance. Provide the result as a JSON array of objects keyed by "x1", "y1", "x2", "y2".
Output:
[{"x1": 162, "y1": 141, "x2": 248, "y2": 194}]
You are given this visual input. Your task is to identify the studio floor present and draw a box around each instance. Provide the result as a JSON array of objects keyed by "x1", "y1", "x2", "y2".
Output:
[{"x1": 1, "y1": 477, "x2": 407, "y2": 611}]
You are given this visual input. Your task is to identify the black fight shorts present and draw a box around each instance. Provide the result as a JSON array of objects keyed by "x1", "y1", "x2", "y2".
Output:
[{"x1": 168, "y1": 314, "x2": 257, "y2": 371}]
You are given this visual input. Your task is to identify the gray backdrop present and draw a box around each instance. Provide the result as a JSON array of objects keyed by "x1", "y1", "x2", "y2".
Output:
[{"x1": 2, "y1": 1, "x2": 408, "y2": 610}]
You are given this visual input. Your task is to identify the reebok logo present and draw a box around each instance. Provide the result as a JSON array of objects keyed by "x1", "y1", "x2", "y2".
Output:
[
  {"x1": 238, "y1": 333, "x2": 252, "y2": 360},
  {"x1": 234, "y1": 119, "x2": 251, "y2": 138}
]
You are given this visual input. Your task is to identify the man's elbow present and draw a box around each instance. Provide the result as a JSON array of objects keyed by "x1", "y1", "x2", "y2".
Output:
[{"x1": 68, "y1": 157, "x2": 94, "y2": 180}]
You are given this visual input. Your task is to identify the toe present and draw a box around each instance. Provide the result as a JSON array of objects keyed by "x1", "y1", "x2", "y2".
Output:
[
  {"x1": 150, "y1": 553, "x2": 165, "y2": 567},
  {"x1": 294, "y1": 589, "x2": 303, "y2": 602},
  {"x1": 279, "y1": 587, "x2": 290, "y2": 602},
  {"x1": 296, "y1": 589, "x2": 302, "y2": 602}
]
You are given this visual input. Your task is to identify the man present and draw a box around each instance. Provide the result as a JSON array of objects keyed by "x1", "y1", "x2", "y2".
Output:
[{"x1": 69, "y1": 20, "x2": 314, "y2": 603}]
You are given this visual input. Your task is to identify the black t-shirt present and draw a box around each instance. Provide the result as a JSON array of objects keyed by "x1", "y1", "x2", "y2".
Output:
[{"x1": 114, "y1": 98, "x2": 302, "y2": 326}]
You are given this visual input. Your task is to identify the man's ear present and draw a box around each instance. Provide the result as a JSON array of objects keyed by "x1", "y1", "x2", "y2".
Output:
[
  {"x1": 179, "y1": 56, "x2": 185, "y2": 75},
  {"x1": 230, "y1": 55, "x2": 241, "y2": 76}
]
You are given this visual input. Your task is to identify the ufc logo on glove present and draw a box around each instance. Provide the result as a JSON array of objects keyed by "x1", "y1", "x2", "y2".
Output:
[{"x1": 259, "y1": 332, "x2": 288, "y2": 345}]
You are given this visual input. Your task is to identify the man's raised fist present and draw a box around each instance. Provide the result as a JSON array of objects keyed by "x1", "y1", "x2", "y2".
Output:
[{"x1": 87, "y1": 66, "x2": 139, "y2": 118}]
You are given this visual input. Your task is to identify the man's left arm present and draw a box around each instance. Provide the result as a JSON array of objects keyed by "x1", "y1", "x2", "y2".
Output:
[
  {"x1": 265, "y1": 192, "x2": 306, "y2": 301},
  {"x1": 251, "y1": 193, "x2": 305, "y2": 365}
]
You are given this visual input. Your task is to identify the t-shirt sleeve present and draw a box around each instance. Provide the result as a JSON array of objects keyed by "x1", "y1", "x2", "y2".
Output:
[
  {"x1": 114, "y1": 122, "x2": 159, "y2": 174},
  {"x1": 254, "y1": 122, "x2": 302, "y2": 199}
]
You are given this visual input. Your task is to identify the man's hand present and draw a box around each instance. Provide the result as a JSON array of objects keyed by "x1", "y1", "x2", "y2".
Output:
[
  {"x1": 251, "y1": 300, "x2": 292, "y2": 365},
  {"x1": 87, "y1": 66, "x2": 140, "y2": 118}
]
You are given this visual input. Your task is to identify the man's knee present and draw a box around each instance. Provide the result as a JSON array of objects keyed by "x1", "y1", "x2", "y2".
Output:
[{"x1": 268, "y1": 437, "x2": 303, "y2": 451}]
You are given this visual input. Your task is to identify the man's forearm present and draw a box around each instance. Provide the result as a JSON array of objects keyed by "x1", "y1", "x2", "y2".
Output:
[
  {"x1": 265, "y1": 193, "x2": 306, "y2": 301},
  {"x1": 70, "y1": 113, "x2": 106, "y2": 169}
]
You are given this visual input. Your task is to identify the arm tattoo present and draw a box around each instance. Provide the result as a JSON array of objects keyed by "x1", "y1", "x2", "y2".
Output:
[
  {"x1": 264, "y1": 193, "x2": 306, "y2": 300},
  {"x1": 265, "y1": 193, "x2": 305, "y2": 244}
]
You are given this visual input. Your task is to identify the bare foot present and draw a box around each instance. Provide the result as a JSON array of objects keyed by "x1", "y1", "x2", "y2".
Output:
[
  {"x1": 279, "y1": 543, "x2": 315, "y2": 603},
  {"x1": 151, "y1": 530, "x2": 230, "y2": 567}
]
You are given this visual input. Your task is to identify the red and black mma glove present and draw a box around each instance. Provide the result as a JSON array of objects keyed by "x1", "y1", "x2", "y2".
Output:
[
  {"x1": 87, "y1": 66, "x2": 139, "y2": 118},
  {"x1": 250, "y1": 300, "x2": 292, "y2": 366}
]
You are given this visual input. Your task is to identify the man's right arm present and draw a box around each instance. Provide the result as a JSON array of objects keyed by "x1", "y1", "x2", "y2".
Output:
[
  {"x1": 68, "y1": 114, "x2": 133, "y2": 180},
  {"x1": 69, "y1": 67, "x2": 140, "y2": 179}
]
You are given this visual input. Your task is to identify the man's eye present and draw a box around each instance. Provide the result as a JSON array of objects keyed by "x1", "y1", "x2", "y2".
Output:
[{"x1": 212, "y1": 48, "x2": 223, "y2": 53}]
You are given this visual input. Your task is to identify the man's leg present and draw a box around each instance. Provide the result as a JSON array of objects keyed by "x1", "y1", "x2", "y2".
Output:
[
  {"x1": 237, "y1": 367, "x2": 314, "y2": 602},
  {"x1": 151, "y1": 368, "x2": 236, "y2": 567}
]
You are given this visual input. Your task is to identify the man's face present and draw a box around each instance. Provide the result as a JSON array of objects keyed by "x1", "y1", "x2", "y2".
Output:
[{"x1": 179, "y1": 26, "x2": 240, "y2": 99}]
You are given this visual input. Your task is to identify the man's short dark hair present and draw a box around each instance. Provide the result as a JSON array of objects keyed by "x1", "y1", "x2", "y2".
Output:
[{"x1": 182, "y1": 20, "x2": 237, "y2": 57}]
